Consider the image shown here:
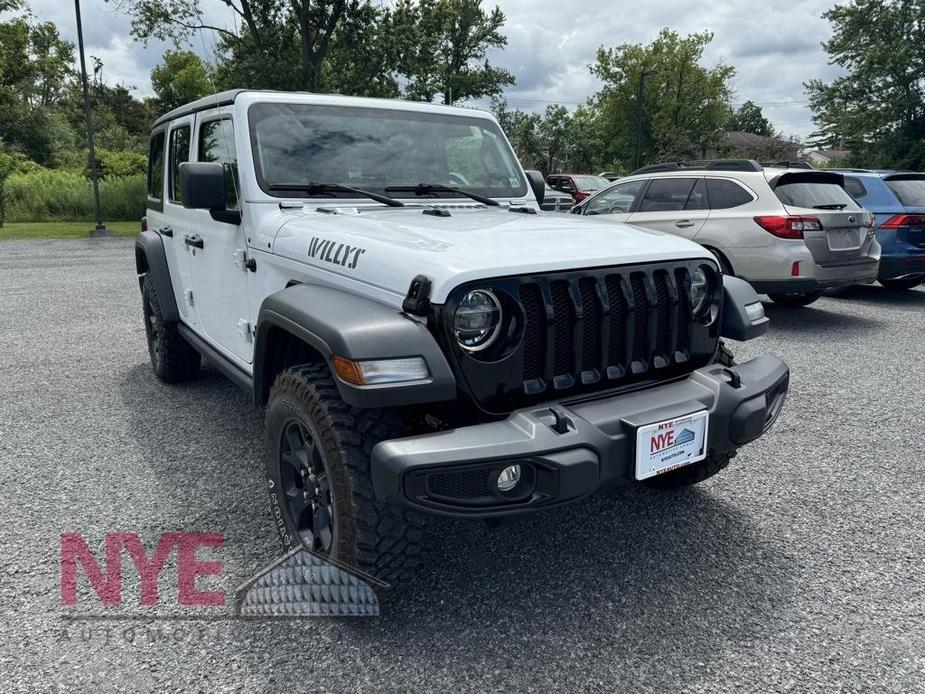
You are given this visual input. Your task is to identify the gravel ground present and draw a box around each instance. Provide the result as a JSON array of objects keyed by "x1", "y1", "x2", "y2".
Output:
[{"x1": 1, "y1": 238, "x2": 924, "y2": 693}]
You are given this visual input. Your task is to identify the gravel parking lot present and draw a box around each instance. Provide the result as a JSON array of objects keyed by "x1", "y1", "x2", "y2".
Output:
[{"x1": 2, "y1": 238, "x2": 924, "y2": 693}]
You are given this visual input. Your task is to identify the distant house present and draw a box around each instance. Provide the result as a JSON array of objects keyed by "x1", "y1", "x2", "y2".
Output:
[
  {"x1": 701, "y1": 131, "x2": 800, "y2": 162},
  {"x1": 805, "y1": 149, "x2": 851, "y2": 167}
]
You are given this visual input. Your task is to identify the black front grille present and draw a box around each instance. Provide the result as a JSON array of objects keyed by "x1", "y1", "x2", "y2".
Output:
[
  {"x1": 442, "y1": 260, "x2": 719, "y2": 412},
  {"x1": 516, "y1": 265, "x2": 697, "y2": 394}
]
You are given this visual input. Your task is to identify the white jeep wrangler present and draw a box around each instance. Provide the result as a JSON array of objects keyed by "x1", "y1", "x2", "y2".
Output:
[{"x1": 136, "y1": 90, "x2": 789, "y2": 584}]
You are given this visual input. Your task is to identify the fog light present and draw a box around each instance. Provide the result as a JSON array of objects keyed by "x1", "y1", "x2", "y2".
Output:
[
  {"x1": 496, "y1": 464, "x2": 521, "y2": 492},
  {"x1": 745, "y1": 301, "x2": 765, "y2": 323}
]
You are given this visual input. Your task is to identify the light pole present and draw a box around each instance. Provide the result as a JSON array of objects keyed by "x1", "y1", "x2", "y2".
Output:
[
  {"x1": 633, "y1": 69, "x2": 655, "y2": 170},
  {"x1": 74, "y1": 0, "x2": 109, "y2": 237}
]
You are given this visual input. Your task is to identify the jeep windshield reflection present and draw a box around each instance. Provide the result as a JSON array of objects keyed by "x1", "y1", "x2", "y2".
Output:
[{"x1": 249, "y1": 102, "x2": 528, "y2": 201}]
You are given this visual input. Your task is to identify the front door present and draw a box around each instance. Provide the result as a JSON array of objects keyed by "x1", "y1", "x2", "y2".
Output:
[
  {"x1": 580, "y1": 179, "x2": 646, "y2": 223},
  {"x1": 188, "y1": 112, "x2": 253, "y2": 364}
]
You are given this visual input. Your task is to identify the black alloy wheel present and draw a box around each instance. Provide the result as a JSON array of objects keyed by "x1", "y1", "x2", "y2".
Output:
[
  {"x1": 278, "y1": 419, "x2": 336, "y2": 553},
  {"x1": 143, "y1": 295, "x2": 163, "y2": 371}
]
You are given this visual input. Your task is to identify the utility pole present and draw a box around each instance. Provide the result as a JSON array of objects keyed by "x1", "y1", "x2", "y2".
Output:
[
  {"x1": 633, "y1": 69, "x2": 654, "y2": 170},
  {"x1": 74, "y1": 0, "x2": 109, "y2": 237}
]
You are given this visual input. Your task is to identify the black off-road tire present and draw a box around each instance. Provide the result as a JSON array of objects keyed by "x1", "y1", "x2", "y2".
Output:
[
  {"x1": 265, "y1": 363, "x2": 423, "y2": 585},
  {"x1": 642, "y1": 341, "x2": 736, "y2": 490},
  {"x1": 767, "y1": 290, "x2": 823, "y2": 307},
  {"x1": 142, "y1": 274, "x2": 200, "y2": 382},
  {"x1": 879, "y1": 275, "x2": 924, "y2": 291}
]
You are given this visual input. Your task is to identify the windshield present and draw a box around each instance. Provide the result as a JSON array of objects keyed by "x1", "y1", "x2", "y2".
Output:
[
  {"x1": 248, "y1": 102, "x2": 527, "y2": 200},
  {"x1": 573, "y1": 176, "x2": 609, "y2": 191},
  {"x1": 774, "y1": 182, "x2": 860, "y2": 209},
  {"x1": 886, "y1": 178, "x2": 925, "y2": 206}
]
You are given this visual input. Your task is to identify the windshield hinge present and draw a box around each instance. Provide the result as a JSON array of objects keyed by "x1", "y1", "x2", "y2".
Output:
[{"x1": 402, "y1": 275, "x2": 432, "y2": 316}]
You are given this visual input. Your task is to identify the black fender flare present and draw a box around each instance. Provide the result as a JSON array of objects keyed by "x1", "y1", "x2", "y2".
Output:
[
  {"x1": 721, "y1": 276, "x2": 769, "y2": 341},
  {"x1": 254, "y1": 284, "x2": 456, "y2": 408},
  {"x1": 135, "y1": 231, "x2": 180, "y2": 322}
]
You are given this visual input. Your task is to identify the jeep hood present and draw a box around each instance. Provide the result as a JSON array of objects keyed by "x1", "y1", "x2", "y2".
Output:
[{"x1": 270, "y1": 205, "x2": 712, "y2": 304}]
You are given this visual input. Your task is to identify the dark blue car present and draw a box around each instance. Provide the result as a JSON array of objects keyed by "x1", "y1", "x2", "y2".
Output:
[{"x1": 836, "y1": 170, "x2": 925, "y2": 289}]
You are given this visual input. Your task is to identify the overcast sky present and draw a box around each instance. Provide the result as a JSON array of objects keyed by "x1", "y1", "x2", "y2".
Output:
[{"x1": 25, "y1": 0, "x2": 841, "y2": 139}]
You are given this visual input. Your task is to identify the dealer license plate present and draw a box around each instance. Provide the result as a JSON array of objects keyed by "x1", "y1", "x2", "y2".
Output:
[{"x1": 634, "y1": 411, "x2": 709, "y2": 480}]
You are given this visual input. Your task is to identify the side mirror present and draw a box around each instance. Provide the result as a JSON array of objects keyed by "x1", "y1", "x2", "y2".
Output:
[
  {"x1": 524, "y1": 170, "x2": 545, "y2": 205},
  {"x1": 179, "y1": 162, "x2": 240, "y2": 224}
]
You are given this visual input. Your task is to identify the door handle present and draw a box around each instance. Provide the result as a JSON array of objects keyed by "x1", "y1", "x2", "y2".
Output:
[
  {"x1": 675, "y1": 220, "x2": 695, "y2": 228},
  {"x1": 184, "y1": 234, "x2": 204, "y2": 249},
  {"x1": 158, "y1": 226, "x2": 173, "y2": 237}
]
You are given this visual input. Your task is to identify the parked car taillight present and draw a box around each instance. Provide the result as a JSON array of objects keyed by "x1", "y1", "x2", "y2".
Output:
[
  {"x1": 753, "y1": 215, "x2": 823, "y2": 240},
  {"x1": 574, "y1": 191, "x2": 589, "y2": 202},
  {"x1": 140, "y1": 216, "x2": 148, "y2": 232},
  {"x1": 880, "y1": 214, "x2": 925, "y2": 228}
]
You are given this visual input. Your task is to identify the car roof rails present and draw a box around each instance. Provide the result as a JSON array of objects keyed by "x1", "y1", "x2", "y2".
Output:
[
  {"x1": 764, "y1": 160, "x2": 814, "y2": 170},
  {"x1": 627, "y1": 159, "x2": 763, "y2": 176},
  {"x1": 827, "y1": 168, "x2": 873, "y2": 173}
]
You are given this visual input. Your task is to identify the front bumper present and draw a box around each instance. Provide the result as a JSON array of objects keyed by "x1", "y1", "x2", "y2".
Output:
[{"x1": 371, "y1": 354, "x2": 789, "y2": 518}]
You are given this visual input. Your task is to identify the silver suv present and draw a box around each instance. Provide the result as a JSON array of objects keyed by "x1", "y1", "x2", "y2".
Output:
[{"x1": 572, "y1": 160, "x2": 881, "y2": 306}]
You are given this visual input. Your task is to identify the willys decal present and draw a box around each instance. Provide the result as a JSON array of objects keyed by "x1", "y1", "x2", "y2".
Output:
[{"x1": 308, "y1": 237, "x2": 366, "y2": 269}]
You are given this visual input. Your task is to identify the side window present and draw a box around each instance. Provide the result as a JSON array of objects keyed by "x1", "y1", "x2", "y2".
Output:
[
  {"x1": 198, "y1": 119, "x2": 239, "y2": 209},
  {"x1": 585, "y1": 179, "x2": 646, "y2": 215},
  {"x1": 843, "y1": 177, "x2": 867, "y2": 200},
  {"x1": 168, "y1": 124, "x2": 191, "y2": 203},
  {"x1": 685, "y1": 178, "x2": 708, "y2": 211},
  {"x1": 639, "y1": 178, "x2": 698, "y2": 213},
  {"x1": 147, "y1": 131, "x2": 165, "y2": 201},
  {"x1": 706, "y1": 178, "x2": 754, "y2": 209},
  {"x1": 559, "y1": 178, "x2": 575, "y2": 192}
]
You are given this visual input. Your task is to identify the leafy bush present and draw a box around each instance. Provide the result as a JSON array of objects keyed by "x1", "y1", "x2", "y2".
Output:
[{"x1": 5, "y1": 169, "x2": 145, "y2": 222}]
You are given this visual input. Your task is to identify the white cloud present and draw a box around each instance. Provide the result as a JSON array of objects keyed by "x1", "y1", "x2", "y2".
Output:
[{"x1": 25, "y1": 0, "x2": 842, "y2": 137}]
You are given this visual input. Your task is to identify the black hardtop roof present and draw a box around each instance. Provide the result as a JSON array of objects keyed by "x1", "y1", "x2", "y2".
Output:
[{"x1": 151, "y1": 89, "x2": 247, "y2": 129}]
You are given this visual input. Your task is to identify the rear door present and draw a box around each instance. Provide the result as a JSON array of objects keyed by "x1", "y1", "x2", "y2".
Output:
[
  {"x1": 188, "y1": 113, "x2": 253, "y2": 363},
  {"x1": 627, "y1": 177, "x2": 708, "y2": 240},
  {"x1": 770, "y1": 171, "x2": 874, "y2": 266},
  {"x1": 163, "y1": 117, "x2": 199, "y2": 326}
]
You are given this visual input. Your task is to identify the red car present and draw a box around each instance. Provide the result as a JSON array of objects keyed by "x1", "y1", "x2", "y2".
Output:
[{"x1": 547, "y1": 173, "x2": 611, "y2": 203}]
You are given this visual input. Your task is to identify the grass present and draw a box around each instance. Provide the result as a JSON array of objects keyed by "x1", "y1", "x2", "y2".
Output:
[{"x1": 0, "y1": 220, "x2": 139, "y2": 240}]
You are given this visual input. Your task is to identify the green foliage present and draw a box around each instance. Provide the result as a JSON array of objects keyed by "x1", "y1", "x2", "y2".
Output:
[
  {"x1": 591, "y1": 29, "x2": 734, "y2": 168},
  {"x1": 392, "y1": 0, "x2": 514, "y2": 104},
  {"x1": 150, "y1": 50, "x2": 212, "y2": 113},
  {"x1": 0, "y1": 144, "x2": 21, "y2": 226},
  {"x1": 4, "y1": 169, "x2": 146, "y2": 222},
  {"x1": 806, "y1": 0, "x2": 925, "y2": 168},
  {"x1": 728, "y1": 100, "x2": 774, "y2": 136}
]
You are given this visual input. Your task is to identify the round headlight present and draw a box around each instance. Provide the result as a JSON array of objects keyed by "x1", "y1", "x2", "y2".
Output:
[
  {"x1": 690, "y1": 266, "x2": 713, "y2": 316},
  {"x1": 454, "y1": 289, "x2": 502, "y2": 351}
]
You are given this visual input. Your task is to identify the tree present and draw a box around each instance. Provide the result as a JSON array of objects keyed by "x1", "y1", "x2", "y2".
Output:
[
  {"x1": 0, "y1": 10, "x2": 75, "y2": 164},
  {"x1": 150, "y1": 50, "x2": 211, "y2": 113},
  {"x1": 806, "y1": 0, "x2": 925, "y2": 168},
  {"x1": 114, "y1": 0, "x2": 362, "y2": 92},
  {"x1": 590, "y1": 29, "x2": 734, "y2": 169},
  {"x1": 393, "y1": 0, "x2": 514, "y2": 104},
  {"x1": 728, "y1": 100, "x2": 774, "y2": 136}
]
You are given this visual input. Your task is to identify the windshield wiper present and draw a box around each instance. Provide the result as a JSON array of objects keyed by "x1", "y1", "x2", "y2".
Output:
[
  {"x1": 812, "y1": 203, "x2": 848, "y2": 210},
  {"x1": 384, "y1": 183, "x2": 501, "y2": 207},
  {"x1": 268, "y1": 182, "x2": 405, "y2": 207}
]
